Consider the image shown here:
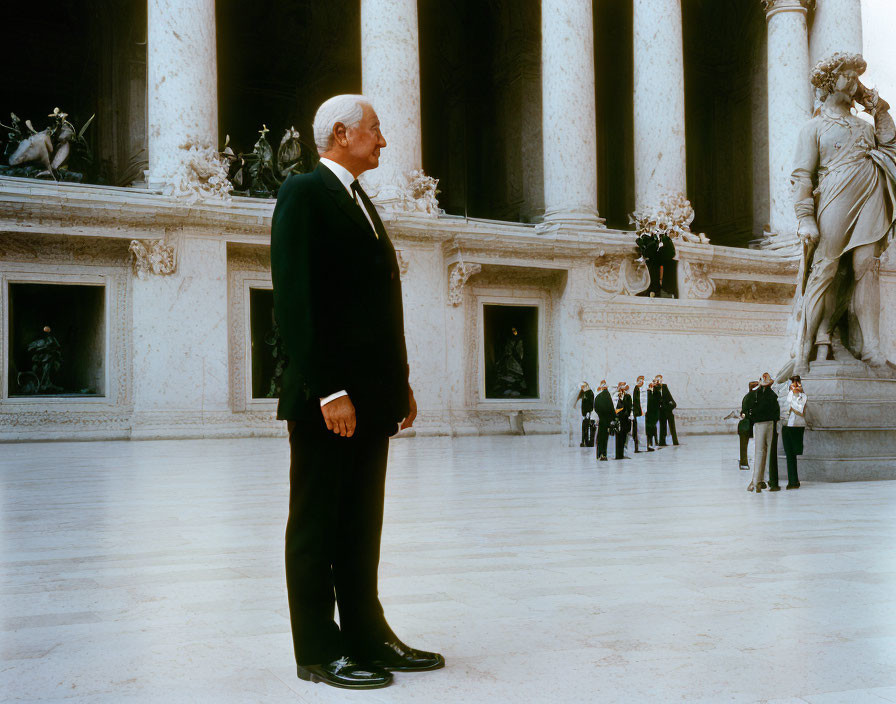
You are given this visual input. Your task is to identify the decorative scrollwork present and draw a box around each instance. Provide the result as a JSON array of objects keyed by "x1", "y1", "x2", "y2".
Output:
[
  {"x1": 129, "y1": 238, "x2": 177, "y2": 279},
  {"x1": 447, "y1": 261, "x2": 481, "y2": 305}
]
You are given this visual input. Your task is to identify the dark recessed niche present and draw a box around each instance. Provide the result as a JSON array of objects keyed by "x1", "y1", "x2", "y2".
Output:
[
  {"x1": 483, "y1": 305, "x2": 539, "y2": 400},
  {"x1": 249, "y1": 288, "x2": 279, "y2": 399},
  {"x1": 8, "y1": 283, "x2": 105, "y2": 397}
]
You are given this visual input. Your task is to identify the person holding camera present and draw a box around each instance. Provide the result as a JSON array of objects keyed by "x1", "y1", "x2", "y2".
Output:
[{"x1": 780, "y1": 376, "x2": 807, "y2": 489}]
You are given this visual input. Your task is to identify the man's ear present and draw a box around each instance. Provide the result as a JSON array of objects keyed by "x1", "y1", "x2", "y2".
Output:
[{"x1": 333, "y1": 122, "x2": 348, "y2": 147}]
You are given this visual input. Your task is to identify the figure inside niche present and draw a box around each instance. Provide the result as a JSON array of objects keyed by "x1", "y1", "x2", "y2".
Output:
[
  {"x1": 784, "y1": 52, "x2": 896, "y2": 378},
  {"x1": 17, "y1": 325, "x2": 63, "y2": 395},
  {"x1": 494, "y1": 326, "x2": 527, "y2": 397}
]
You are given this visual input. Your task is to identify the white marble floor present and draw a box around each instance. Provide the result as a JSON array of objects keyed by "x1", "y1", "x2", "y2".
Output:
[{"x1": 2, "y1": 435, "x2": 896, "y2": 704}]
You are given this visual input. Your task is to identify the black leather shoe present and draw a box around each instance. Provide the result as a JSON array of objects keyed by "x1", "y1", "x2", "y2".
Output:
[
  {"x1": 297, "y1": 656, "x2": 392, "y2": 689},
  {"x1": 360, "y1": 640, "x2": 445, "y2": 672},
  {"x1": 599, "y1": 456, "x2": 608, "y2": 461},
  {"x1": 647, "y1": 447, "x2": 655, "y2": 452},
  {"x1": 758, "y1": 482, "x2": 768, "y2": 490},
  {"x1": 786, "y1": 483, "x2": 800, "y2": 490},
  {"x1": 768, "y1": 485, "x2": 781, "y2": 492}
]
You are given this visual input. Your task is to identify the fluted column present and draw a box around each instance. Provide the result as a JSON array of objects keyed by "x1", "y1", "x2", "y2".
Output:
[
  {"x1": 633, "y1": 0, "x2": 687, "y2": 209},
  {"x1": 810, "y1": 0, "x2": 863, "y2": 67},
  {"x1": 764, "y1": 0, "x2": 813, "y2": 245},
  {"x1": 540, "y1": 0, "x2": 603, "y2": 232},
  {"x1": 361, "y1": 0, "x2": 423, "y2": 209},
  {"x1": 146, "y1": 0, "x2": 218, "y2": 188}
]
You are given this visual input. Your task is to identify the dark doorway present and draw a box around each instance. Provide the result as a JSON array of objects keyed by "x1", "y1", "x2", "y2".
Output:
[
  {"x1": 484, "y1": 305, "x2": 539, "y2": 400},
  {"x1": 249, "y1": 288, "x2": 278, "y2": 399},
  {"x1": 419, "y1": 0, "x2": 543, "y2": 222},
  {"x1": 682, "y1": 0, "x2": 766, "y2": 247},
  {"x1": 8, "y1": 283, "x2": 105, "y2": 397},
  {"x1": 216, "y1": 0, "x2": 361, "y2": 170},
  {"x1": 0, "y1": 0, "x2": 147, "y2": 186}
]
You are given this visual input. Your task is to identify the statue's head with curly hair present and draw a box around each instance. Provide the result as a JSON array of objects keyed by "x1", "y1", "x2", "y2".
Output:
[{"x1": 810, "y1": 52, "x2": 867, "y2": 101}]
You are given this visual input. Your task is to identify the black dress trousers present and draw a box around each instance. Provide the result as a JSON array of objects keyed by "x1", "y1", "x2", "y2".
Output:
[
  {"x1": 781, "y1": 425, "x2": 804, "y2": 486},
  {"x1": 596, "y1": 421, "x2": 610, "y2": 459},
  {"x1": 285, "y1": 417, "x2": 394, "y2": 665}
]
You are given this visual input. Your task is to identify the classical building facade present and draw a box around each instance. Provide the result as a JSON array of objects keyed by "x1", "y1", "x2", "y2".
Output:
[{"x1": 1, "y1": 0, "x2": 893, "y2": 441}]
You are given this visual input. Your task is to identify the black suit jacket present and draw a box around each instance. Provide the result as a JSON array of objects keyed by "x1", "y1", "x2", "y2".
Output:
[
  {"x1": 657, "y1": 384, "x2": 677, "y2": 420},
  {"x1": 594, "y1": 389, "x2": 615, "y2": 423},
  {"x1": 615, "y1": 393, "x2": 632, "y2": 433},
  {"x1": 579, "y1": 388, "x2": 595, "y2": 416},
  {"x1": 270, "y1": 164, "x2": 409, "y2": 433},
  {"x1": 632, "y1": 386, "x2": 643, "y2": 417}
]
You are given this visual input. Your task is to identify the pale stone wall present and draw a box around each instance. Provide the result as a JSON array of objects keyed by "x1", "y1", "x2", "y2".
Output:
[{"x1": 0, "y1": 179, "x2": 820, "y2": 441}]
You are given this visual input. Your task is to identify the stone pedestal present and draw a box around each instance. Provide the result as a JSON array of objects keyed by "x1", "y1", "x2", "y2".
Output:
[{"x1": 781, "y1": 360, "x2": 896, "y2": 481}]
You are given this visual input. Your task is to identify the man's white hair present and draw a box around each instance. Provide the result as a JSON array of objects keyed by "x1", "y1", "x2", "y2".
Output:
[{"x1": 312, "y1": 94, "x2": 371, "y2": 153}]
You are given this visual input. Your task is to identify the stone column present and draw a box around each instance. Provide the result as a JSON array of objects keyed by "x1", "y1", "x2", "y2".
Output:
[
  {"x1": 146, "y1": 0, "x2": 218, "y2": 188},
  {"x1": 633, "y1": 0, "x2": 687, "y2": 210},
  {"x1": 764, "y1": 0, "x2": 813, "y2": 246},
  {"x1": 361, "y1": 0, "x2": 423, "y2": 209},
  {"x1": 540, "y1": 0, "x2": 603, "y2": 232},
  {"x1": 810, "y1": 0, "x2": 862, "y2": 67}
]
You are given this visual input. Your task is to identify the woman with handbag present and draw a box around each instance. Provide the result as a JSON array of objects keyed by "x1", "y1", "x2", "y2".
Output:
[
  {"x1": 781, "y1": 376, "x2": 807, "y2": 489},
  {"x1": 738, "y1": 380, "x2": 759, "y2": 470}
]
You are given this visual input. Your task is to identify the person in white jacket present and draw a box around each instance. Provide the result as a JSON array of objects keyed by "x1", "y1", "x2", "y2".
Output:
[{"x1": 782, "y1": 376, "x2": 808, "y2": 489}]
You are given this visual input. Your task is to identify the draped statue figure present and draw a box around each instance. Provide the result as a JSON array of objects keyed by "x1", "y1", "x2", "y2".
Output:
[{"x1": 783, "y1": 52, "x2": 896, "y2": 379}]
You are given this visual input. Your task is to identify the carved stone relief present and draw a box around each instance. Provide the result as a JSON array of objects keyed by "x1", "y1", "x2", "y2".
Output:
[
  {"x1": 592, "y1": 252, "x2": 650, "y2": 297},
  {"x1": 129, "y1": 239, "x2": 177, "y2": 279},
  {"x1": 681, "y1": 261, "x2": 716, "y2": 299},
  {"x1": 448, "y1": 261, "x2": 482, "y2": 305}
]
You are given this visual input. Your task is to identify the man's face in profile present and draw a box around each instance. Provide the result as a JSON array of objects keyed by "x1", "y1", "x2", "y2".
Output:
[{"x1": 346, "y1": 104, "x2": 386, "y2": 172}]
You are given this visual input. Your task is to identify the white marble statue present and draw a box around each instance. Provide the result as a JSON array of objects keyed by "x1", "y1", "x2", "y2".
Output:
[{"x1": 786, "y1": 52, "x2": 896, "y2": 378}]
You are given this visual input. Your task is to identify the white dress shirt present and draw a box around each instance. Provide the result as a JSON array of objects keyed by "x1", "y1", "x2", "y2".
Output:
[
  {"x1": 786, "y1": 390, "x2": 807, "y2": 427},
  {"x1": 318, "y1": 158, "x2": 378, "y2": 235},
  {"x1": 316, "y1": 159, "x2": 376, "y2": 408}
]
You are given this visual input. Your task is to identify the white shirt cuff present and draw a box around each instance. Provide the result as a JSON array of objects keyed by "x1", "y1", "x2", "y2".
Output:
[{"x1": 320, "y1": 390, "x2": 348, "y2": 407}]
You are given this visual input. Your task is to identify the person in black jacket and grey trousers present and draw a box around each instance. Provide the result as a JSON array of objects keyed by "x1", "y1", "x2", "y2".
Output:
[
  {"x1": 748, "y1": 372, "x2": 780, "y2": 493},
  {"x1": 738, "y1": 380, "x2": 759, "y2": 470}
]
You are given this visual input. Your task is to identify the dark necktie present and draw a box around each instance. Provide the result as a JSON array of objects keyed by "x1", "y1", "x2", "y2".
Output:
[{"x1": 350, "y1": 179, "x2": 379, "y2": 240}]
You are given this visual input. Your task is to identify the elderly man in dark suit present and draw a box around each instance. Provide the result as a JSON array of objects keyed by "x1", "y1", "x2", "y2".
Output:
[{"x1": 271, "y1": 94, "x2": 443, "y2": 690}]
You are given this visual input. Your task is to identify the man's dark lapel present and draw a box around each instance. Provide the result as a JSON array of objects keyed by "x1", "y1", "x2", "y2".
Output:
[{"x1": 316, "y1": 163, "x2": 378, "y2": 239}]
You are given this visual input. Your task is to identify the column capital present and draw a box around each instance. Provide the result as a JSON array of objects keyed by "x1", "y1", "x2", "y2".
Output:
[{"x1": 762, "y1": 0, "x2": 814, "y2": 20}]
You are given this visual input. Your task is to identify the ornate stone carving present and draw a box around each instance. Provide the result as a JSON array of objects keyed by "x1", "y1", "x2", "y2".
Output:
[
  {"x1": 631, "y1": 193, "x2": 709, "y2": 244},
  {"x1": 681, "y1": 261, "x2": 716, "y2": 299},
  {"x1": 161, "y1": 138, "x2": 233, "y2": 203},
  {"x1": 129, "y1": 238, "x2": 177, "y2": 279},
  {"x1": 400, "y1": 169, "x2": 441, "y2": 216},
  {"x1": 448, "y1": 261, "x2": 481, "y2": 305},
  {"x1": 592, "y1": 252, "x2": 650, "y2": 297}
]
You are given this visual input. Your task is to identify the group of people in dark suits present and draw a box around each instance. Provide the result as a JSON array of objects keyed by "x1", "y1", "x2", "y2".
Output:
[
  {"x1": 636, "y1": 228, "x2": 678, "y2": 298},
  {"x1": 576, "y1": 375, "x2": 680, "y2": 461}
]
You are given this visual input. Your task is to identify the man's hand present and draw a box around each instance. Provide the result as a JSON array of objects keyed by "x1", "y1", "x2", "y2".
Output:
[
  {"x1": 321, "y1": 395, "x2": 356, "y2": 437},
  {"x1": 399, "y1": 386, "x2": 417, "y2": 431}
]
